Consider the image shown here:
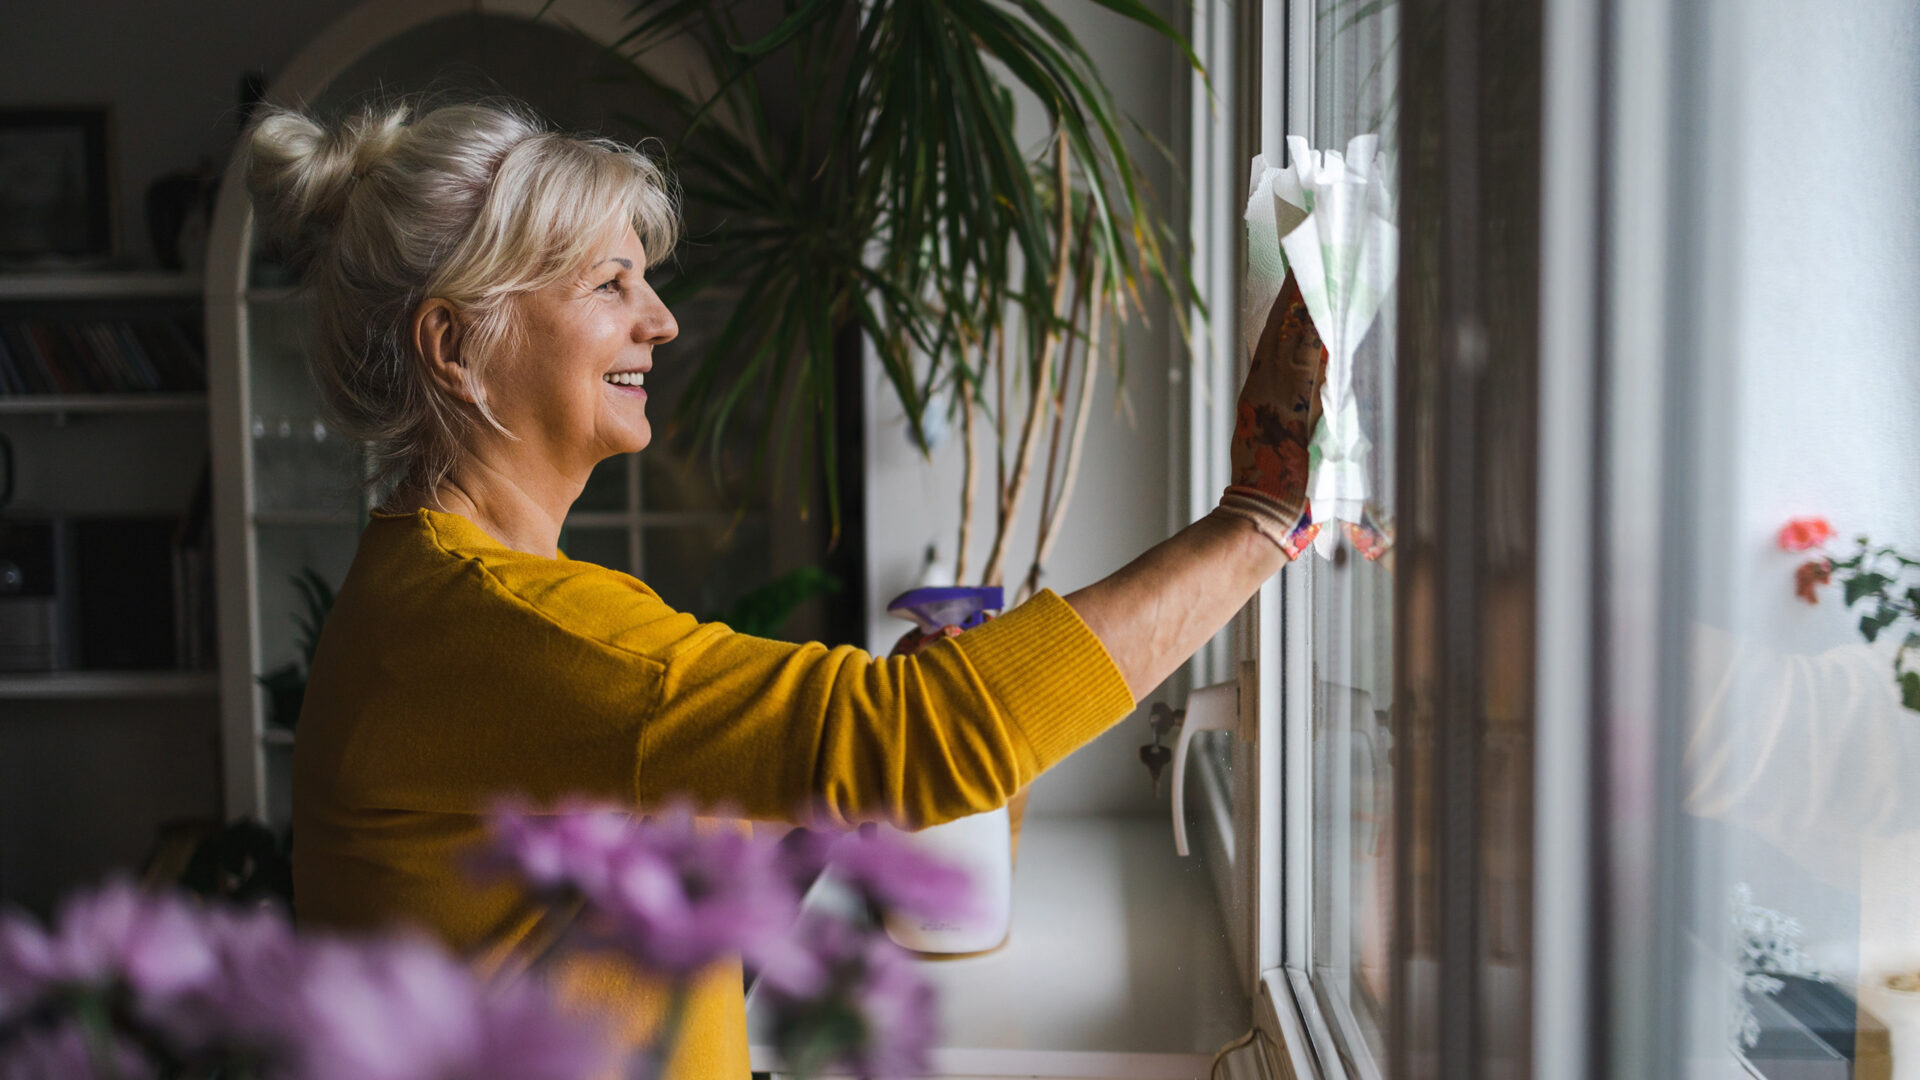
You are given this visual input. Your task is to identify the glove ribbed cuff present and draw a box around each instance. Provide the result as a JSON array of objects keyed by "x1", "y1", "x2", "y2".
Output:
[{"x1": 1213, "y1": 487, "x2": 1317, "y2": 561}]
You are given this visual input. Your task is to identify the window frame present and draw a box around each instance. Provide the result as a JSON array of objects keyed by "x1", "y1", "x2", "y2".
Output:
[{"x1": 1182, "y1": 2, "x2": 1397, "y2": 1078}]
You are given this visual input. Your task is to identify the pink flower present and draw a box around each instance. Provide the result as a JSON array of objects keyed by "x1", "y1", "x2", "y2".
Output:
[{"x1": 1778, "y1": 517, "x2": 1836, "y2": 552}]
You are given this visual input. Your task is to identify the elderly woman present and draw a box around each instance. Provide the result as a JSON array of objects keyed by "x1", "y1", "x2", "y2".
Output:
[{"x1": 246, "y1": 99, "x2": 1321, "y2": 1076}]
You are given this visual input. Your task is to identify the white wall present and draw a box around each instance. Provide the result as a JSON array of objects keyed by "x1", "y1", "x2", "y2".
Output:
[{"x1": 862, "y1": 1, "x2": 1184, "y2": 819}]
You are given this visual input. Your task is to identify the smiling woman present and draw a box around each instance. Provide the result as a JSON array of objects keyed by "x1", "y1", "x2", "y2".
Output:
[
  {"x1": 244, "y1": 97, "x2": 1325, "y2": 1077},
  {"x1": 245, "y1": 100, "x2": 679, "y2": 539}
]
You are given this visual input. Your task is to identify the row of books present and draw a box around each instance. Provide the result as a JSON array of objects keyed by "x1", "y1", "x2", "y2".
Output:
[{"x1": 0, "y1": 317, "x2": 207, "y2": 395}]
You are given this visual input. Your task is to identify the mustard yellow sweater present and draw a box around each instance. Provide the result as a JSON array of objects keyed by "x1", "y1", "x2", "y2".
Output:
[{"x1": 293, "y1": 508, "x2": 1136, "y2": 1078}]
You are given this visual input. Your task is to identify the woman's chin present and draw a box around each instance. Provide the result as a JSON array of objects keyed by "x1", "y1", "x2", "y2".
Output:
[{"x1": 613, "y1": 424, "x2": 651, "y2": 456}]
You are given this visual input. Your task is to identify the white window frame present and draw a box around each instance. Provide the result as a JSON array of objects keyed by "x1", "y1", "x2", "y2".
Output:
[{"x1": 1182, "y1": 3, "x2": 1394, "y2": 1078}]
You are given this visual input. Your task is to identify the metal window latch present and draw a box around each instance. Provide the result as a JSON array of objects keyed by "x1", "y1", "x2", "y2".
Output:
[
  {"x1": 1169, "y1": 681, "x2": 1239, "y2": 857},
  {"x1": 1140, "y1": 703, "x2": 1181, "y2": 795}
]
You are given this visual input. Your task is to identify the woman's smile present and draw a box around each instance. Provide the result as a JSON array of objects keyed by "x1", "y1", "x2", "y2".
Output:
[{"x1": 603, "y1": 368, "x2": 648, "y2": 400}]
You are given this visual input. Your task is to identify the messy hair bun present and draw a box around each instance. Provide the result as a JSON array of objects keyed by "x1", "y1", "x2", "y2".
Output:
[
  {"x1": 245, "y1": 106, "x2": 410, "y2": 274},
  {"x1": 239, "y1": 98, "x2": 680, "y2": 502}
]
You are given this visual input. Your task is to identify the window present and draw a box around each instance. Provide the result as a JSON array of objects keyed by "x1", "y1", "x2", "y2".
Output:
[{"x1": 1183, "y1": 1, "x2": 1403, "y2": 1076}]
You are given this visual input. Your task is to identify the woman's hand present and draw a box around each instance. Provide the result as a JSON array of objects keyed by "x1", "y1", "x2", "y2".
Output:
[{"x1": 1213, "y1": 269, "x2": 1326, "y2": 559}]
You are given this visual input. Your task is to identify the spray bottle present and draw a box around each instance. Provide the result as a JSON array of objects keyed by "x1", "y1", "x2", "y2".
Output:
[{"x1": 878, "y1": 582, "x2": 1013, "y2": 955}]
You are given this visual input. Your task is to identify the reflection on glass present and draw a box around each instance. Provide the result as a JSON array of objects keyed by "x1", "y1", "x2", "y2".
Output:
[
  {"x1": 1300, "y1": 0, "x2": 1400, "y2": 1071},
  {"x1": 1662, "y1": 6, "x2": 1920, "y2": 1074}
]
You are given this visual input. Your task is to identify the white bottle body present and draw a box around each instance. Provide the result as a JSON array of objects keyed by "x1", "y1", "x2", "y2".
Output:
[{"x1": 876, "y1": 806, "x2": 1012, "y2": 954}]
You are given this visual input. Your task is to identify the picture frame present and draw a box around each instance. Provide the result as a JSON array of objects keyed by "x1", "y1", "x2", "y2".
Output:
[{"x1": 0, "y1": 107, "x2": 114, "y2": 262}]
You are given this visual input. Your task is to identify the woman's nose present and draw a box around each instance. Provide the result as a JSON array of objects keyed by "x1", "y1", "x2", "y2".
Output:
[{"x1": 637, "y1": 291, "x2": 678, "y2": 346}]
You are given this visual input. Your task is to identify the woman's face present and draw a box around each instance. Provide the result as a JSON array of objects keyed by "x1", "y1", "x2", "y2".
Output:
[{"x1": 483, "y1": 224, "x2": 678, "y2": 478}]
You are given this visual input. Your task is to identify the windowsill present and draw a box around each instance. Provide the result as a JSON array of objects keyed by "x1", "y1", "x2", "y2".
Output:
[{"x1": 747, "y1": 815, "x2": 1249, "y2": 1078}]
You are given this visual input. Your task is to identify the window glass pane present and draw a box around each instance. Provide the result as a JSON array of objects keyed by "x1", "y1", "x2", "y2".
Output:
[
  {"x1": 1299, "y1": 0, "x2": 1400, "y2": 1070},
  {"x1": 1659, "y1": 4, "x2": 1920, "y2": 1074}
]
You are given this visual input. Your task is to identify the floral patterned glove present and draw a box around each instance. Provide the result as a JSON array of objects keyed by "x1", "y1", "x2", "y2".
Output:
[{"x1": 1212, "y1": 269, "x2": 1326, "y2": 560}]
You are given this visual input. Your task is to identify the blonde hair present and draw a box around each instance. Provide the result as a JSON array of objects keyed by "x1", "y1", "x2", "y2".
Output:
[{"x1": 242, "y1": 97, "x2": 680, "y2": 502}]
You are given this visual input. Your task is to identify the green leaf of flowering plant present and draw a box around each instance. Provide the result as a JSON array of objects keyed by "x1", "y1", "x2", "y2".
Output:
[
  {"x1": 1903, "y1": 671, "x2": 1920, "y2": 713},
  {"x1": 1844, "y1": 572, "x2": 1893, "y2": 608}
]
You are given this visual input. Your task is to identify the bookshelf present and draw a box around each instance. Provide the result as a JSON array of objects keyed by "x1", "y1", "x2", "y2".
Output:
[
  {"x1": 0, "y1": 271, "x2": 223, "y2": 915},
  {"x1": 0, "y1": 272, "x2": 216, "y2": 678},
  {"x1": 0, "y1": 670, "x2": 220, "y2": 700}
]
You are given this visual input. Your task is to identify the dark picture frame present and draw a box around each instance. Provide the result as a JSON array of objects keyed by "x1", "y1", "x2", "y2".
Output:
[{"x1": 0, "y1": 107, "x2": 113, "y2": 261}]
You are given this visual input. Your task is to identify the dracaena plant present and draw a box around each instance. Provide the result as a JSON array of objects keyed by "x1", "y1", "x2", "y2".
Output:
[{"x1": 610, "y1": 0, "x2": 1202, "y2": 597}]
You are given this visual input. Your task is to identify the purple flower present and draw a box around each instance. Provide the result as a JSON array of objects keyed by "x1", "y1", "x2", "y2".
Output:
[
  {"x1": 3, "y1": 880, "x2": 219, "y2": 1001},
  {"x1": 757, "y1": 913, "x2": 939, "y2": 1080},
  {"x1": 483, "y1": 802, "x2": 804, "y2": 979},
  {"x1": 479, "y1": 800, "x2": 634, "y2": 897},
  {"x1": 819, "y1": 831, "x2": 976, "y2": 924},
  {"x1": 146, "y1": 902, "x2": 307, "y2": 1056},
  {"x1": 0, "y1": 882, "x2": 612, "y2": 1080},
  {"x1": 292, "y1": 934, "x2": 613, "y2": 1080}
]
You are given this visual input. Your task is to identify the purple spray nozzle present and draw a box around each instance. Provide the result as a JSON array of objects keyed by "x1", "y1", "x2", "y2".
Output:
[{"x1": 886, "y1": 586, "x2": 1005, "y2": 634}]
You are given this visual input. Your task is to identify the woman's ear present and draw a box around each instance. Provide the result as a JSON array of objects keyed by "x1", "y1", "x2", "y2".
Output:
[{"x1": 412, "y1": 298, "x2": 477, "y2": 403}]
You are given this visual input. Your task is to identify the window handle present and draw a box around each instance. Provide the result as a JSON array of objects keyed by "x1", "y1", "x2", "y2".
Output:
[{"x1": 1171, "y1": 680, "x2": 1239, "y2": 857}]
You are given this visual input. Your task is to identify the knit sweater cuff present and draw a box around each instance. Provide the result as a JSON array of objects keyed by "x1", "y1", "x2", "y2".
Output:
[{"x1": 951, "y1": 589, "x2": 1137, "y2": 777}]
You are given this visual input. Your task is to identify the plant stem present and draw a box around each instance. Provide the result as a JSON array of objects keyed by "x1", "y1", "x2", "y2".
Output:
[
  {"x1": 956, "y1": 363, "x2": 978, "y2": 584},
  {"x1": 1021, "y1": 260, "x2": 1106, "y2": 605},
  {"x1": 994, "y1": 319, "x2": 1008, "y2": 547},
  {"x1": 1021, "y1": 210, "x2": 1098, "y2": 603},
  {"x1": 981, "y1": 133, "x2": 1075, "y2": 588},
  {"x1": 642, "y1": 984, "x2": 693, "y2": 1080}
]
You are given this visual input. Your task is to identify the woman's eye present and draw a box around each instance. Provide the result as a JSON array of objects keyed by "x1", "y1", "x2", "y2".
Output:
[{"x1": 596, "y1": 278, "x2": 621, "y2": 293}]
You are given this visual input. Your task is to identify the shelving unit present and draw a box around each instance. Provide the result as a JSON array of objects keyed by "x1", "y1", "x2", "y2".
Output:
[
  {"x1": 0, "y1": 671, "x2": 220, "y2": 700},
  {"x1": 0, "y1": 394, "x2": 206, "y2": 416},
  {"x1": 0, "y1": 272, "x2": 201, "y2": 302},
  {"x1": 0, "y1": 271, "x2": 223, "y2": 914}
]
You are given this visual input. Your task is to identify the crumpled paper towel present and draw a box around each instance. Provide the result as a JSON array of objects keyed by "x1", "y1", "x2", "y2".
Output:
[{"x1": 1246, "y1": 134, "x2": 1398, "y2": 557}]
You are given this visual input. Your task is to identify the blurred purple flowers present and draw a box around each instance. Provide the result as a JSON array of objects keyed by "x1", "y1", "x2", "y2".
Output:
[
  {"x1": 0, "y1": 803, "x2": 971, "y2": 1080},
  {"x1": 0, "y1": 880, "x2": 611, "y2": 1080},
  {"x1": 482, "y1": 801, "x2": 972, "y2": 1078}
]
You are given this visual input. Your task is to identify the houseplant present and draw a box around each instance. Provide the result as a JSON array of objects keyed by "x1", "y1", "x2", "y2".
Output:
[
  {"x1": 604, "y1": 0, "x2": 1207, "y2": 949},
  {"x1": 614, "y1": 0, "x2": 1204, "y2": 590}
]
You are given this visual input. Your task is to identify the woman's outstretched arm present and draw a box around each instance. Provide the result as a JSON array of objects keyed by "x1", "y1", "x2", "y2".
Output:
[
  {"x1": 1069, "y1": 268, "x2": 1328, "y2": 701},
  {"x1": 1064, "y1": 513, "x2": 1284, "y2": 701}
]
